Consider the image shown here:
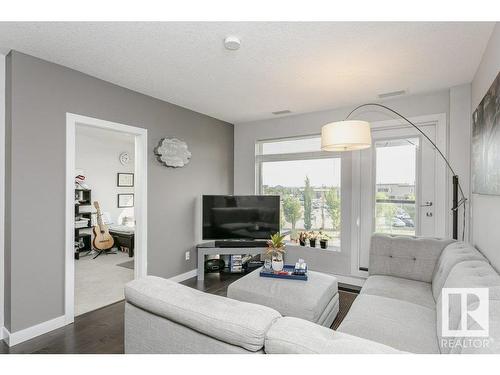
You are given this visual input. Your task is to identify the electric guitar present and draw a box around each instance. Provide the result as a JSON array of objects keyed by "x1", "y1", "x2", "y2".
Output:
[{"x1": 92, "y1": 201, "x2": 115, "y2": 250}]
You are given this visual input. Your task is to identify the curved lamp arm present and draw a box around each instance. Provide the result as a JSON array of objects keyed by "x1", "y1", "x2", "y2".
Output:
[
  {"x1": 346, "y1": 102, "x2": 466, "y2": 201},
  {"x1": 346, "y1": 103, "x2": 467, "y2": 240}
]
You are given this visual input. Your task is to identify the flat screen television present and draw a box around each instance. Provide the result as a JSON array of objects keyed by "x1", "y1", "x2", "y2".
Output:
[{"x1": 202, "y1": 195, "x2": 280, "y2": 240}]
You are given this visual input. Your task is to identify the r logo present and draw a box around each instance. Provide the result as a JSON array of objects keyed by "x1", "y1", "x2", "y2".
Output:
[{"x1": 442, "y1": 288, "x2": 489, "y2": 337}]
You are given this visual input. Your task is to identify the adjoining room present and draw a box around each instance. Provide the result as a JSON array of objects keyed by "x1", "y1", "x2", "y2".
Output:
[{"x1": 74, "y1": 125, "x2": 137, "y2": 316}]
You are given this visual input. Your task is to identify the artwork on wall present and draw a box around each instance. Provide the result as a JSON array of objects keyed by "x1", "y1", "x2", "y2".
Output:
[
  {"x1": 472, "y1": 71, "x2": 500, "y2": 195},
  {"x1": 118, "y1": 193, "x2": 134, "y2": 208},
  {"x1": 154, "y1": 137, "x2": 192, "y2": 168},
  {"x1": 117, "y1": 173, "x2": 134, "y2": 187}
]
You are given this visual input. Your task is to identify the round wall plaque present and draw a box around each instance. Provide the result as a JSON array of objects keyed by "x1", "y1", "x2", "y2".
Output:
[{"x1": 154, "y1": 138, "x2": 192, "y2": 168}]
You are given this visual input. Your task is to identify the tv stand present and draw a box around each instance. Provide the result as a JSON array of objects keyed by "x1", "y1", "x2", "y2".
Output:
[
  {"x1": 196, "y1": 242, "x2": 268, "y2": 281},
  {"x1": 215, "y1": 240, "x2": 268, "y2": 248}
]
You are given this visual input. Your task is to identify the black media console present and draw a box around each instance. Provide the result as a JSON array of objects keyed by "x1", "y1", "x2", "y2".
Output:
[{"x1": 214, "y1": 240, "x2": 268, "y2": 248}]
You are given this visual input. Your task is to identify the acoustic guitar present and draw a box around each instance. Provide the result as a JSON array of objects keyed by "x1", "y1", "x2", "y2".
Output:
[{"x1": 92, "y1": 201, "x2": 115, "y2": 251}]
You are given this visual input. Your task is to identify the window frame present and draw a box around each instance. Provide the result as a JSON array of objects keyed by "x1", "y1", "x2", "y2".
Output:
[{"x1": 255, "y1": 135, "x2": 349, "y2": 251}]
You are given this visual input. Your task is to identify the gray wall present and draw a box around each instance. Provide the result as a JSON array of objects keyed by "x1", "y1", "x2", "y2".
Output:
[
  {"x1": 4, "y1": 51, "x2": 234, "y2": 333},
  {"x1": 471, "y1": 23, "x2": 500, "y2": 272}
]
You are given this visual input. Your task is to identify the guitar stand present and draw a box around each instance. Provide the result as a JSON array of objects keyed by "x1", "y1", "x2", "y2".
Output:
[{"x1": 92, "y1": 248, "x2": 117, "y2": 259}]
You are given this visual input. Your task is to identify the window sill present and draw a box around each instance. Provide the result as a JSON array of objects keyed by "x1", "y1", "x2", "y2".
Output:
[{"x1": 285, "y1": 242, "x2": 341, "y2": 253}]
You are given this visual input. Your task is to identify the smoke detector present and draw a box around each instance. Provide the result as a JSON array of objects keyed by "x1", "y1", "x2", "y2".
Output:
[{"x1": 224, "y1": 36, "x2": 241, "y2": 51}]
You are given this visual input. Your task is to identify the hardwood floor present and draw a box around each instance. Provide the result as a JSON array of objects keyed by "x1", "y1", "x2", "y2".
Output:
[
  {"x1": 0, "y1": 272, "x2": 358, "y2": 354},
  {"x1": 0, "y1": 301, "x2": 125, "y2": 354}
]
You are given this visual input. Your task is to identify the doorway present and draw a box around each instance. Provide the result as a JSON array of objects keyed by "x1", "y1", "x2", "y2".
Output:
[
  {"x1": 351, "y1": 114, "x2": 448, "y2": 276},
  {"x1": 65, "y1": 114, "x2": 147, "y2": 324}
]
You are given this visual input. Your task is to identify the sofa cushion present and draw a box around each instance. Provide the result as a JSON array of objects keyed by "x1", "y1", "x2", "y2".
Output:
[
  {"x1": 265, "y1": 317, "x2": 403, "y2": 354},
  {"x1": 431, "y1": 242, "x2": 487, "y2": 300},
  {"x1": 227, "y1": 268, "x2": 338, "y2": 325},
  {"x1": 337, "y1": 294, "x2": 440, "y2": 353},
  {"x1": 435, "y1": 260, "x2": 500, "y2": 353},
  {"x1": 361, "y1": 275, "x2": 435, "y2": 309},
  {"x1": 369, "y1": 234, "x2": 454, "y2": 283},
  {"x1": 125, "y1": 276, "x2": 281, "y2": 352}
]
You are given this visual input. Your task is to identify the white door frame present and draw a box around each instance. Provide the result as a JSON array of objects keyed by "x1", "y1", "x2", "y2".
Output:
[
  {"x1": 65, "y1": 113, "x2": 148, "y2": 324},
  {"x1": 350, "y1": 113, "x2": 448, "y2": 278},
  {"x1": 0, "y1": 53, "x2": 6, "y2": 338}
]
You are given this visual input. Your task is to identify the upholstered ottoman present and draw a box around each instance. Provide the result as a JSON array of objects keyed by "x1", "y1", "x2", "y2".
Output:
[{"x1": 227, "y1": 268, "x2": 339, "y2": 327}]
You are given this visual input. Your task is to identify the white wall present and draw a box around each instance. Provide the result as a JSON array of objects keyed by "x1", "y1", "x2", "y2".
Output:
[
  {"x1": 470, "y1": 23, "x2": 500, "y2": 272},
  {"x1": 449, "y1": 84, "x2": 472, "y2": 241},
  {"x1": 0, "y1": 53, "x2": 5, "y2": 337},
  {"x1": 75, "y1": 126, "x2": 135, "y2": 226}
]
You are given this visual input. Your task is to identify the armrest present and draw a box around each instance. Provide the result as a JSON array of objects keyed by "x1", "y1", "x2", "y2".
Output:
[
  {"x1": 264, "y1": 317, "x2": 403, "y2": 354},
  {"x1": 369, "y1": 234, "x2": 454, "y2": 283}
]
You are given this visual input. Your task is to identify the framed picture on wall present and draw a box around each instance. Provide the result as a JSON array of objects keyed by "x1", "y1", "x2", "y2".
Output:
[
  {"x1": 472, "y1": 71, "x2": 500, "y2": 195},
  {"x1": 117, "y1": 173, "x2": 134, "y2": 187},
  {"x1": 118, "y1": 193, "x2": 134, "y2": 208}
]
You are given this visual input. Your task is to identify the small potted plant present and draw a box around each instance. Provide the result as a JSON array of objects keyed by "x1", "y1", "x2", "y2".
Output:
[
  {"x1": 298, "y1": 231, "x2": 309, "y2": 246},
  {"x1": 266, "y1": 233, "x2": 286, "y2": 272},
  {"x1": 319, "y1": 231, "x2": 331, "y2": 249},
  {"x1": 308, "y1": 231, "x2": 318, "y2": 248}
]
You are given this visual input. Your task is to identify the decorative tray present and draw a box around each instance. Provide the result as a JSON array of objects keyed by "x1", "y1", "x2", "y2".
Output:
[{"x1": 259, "y1": 264, "x2": 308, "y2": 281}]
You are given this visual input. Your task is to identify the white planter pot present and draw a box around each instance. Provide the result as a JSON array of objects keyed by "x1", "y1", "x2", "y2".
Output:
[{"x1": 272, "y1": 258, "x2": 284, "y2": 272}]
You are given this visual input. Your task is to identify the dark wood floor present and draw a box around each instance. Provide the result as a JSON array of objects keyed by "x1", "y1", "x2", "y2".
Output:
[{"x1": 0, "y1": 272, "x2": 358, "y2": 354}]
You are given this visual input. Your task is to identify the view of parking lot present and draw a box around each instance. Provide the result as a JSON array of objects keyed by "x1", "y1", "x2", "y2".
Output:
[
  {"x1": 375, "y1": 139, "x2": 418, "y2": 236},
  {"x1": 261, "y1": 157, "x2": 341, "y2": 247}
]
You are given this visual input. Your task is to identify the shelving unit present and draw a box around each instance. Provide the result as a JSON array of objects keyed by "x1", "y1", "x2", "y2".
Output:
[{"x1": 75, "y1": 188, "x2": 92, "y2": 259}]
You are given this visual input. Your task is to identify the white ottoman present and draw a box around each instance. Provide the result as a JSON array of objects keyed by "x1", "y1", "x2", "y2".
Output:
[{"x1": 227, "y1": 268, "x2": 339, "y2": 327}]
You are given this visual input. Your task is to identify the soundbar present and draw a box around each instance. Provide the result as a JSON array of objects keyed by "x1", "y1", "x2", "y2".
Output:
[{"x1": 215, "y1": 240, "x2": 268, "y2": 248}]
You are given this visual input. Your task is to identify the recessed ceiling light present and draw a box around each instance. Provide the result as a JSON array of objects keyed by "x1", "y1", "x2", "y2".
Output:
[
  {"x1": 378, "y1": 90, "x2": 407, "y2": 99},
  {"x1": 224, "y1": 36, "x2": 241, "y2": 51},
  {"x1": 272, "y1": 110, "x2": 292, "y2": 115}
]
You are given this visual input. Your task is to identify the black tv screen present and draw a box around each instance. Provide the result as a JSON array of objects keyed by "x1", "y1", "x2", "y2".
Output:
[{"x1": 202, "y1": 195, "x2": 280, "y2": 240}]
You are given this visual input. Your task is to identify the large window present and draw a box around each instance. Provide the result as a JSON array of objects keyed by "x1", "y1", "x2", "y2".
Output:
[{"x1": 256, "y1": 137, "x2": 341, "y2": 247}]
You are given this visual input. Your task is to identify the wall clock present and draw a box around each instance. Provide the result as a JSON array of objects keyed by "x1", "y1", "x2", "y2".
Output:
[
  {"x1": 119, "y1": 152, "x2": 131, "y2": 165},
  {"x1": 154, "y1": 138, "x2": 192, "y2": 168}
]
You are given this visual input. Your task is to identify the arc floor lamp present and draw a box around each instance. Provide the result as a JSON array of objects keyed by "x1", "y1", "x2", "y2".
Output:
[{"x1": 320, "y1": 103, "x2": 466, "y2": 240}]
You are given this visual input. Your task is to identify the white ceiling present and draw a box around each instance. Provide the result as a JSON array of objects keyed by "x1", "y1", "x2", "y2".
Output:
[{"x1": 0, "y1": 22, "x2": 494, "y2": 123}]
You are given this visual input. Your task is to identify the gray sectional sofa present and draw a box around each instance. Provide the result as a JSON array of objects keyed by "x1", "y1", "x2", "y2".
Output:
[{"x1": 124, "y1": 234, "x2": 500, "y2": 354}]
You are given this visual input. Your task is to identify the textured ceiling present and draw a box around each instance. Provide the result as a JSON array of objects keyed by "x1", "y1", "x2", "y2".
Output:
[{"x1": 0, "y1": 22, "x2": 494, "y2": 123}]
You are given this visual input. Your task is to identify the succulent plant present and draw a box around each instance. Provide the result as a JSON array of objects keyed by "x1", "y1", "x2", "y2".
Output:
[
  {"x1": 319, "y1": 231, "x2": 331, "y2": 240},
  {"x1": 265, "y1": 232, "x2": 286, "y2": 258},
  {"x1": 298, "y1": 231, "x2": 309, "y2": 242}
]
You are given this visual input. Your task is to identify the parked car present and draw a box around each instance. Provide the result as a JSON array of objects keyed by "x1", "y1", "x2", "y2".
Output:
[
  {"x1": 395, "y1": 209, "x2": 411, "y2": 220},
  {"x1": 391, "y1": 217, "x2": 406, "y2": 227},
  {"x1": 400, "y1": 217, "x2": 415, "y2": 227}
]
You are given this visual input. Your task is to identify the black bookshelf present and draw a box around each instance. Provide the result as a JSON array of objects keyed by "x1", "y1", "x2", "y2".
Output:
[{"x1": 75, "y1": 189, "x2": 92, "y2": 259}]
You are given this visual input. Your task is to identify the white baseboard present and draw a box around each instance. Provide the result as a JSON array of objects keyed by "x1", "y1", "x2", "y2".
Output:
[
  {"x1": 169, "y1": 269, "x2": 197, "y2": 283},
  {"x1": 3, "y1": 315, "x2": 66, "y2": 347},
  {"x1": 0, "y1": 326, "x2": 6, "y2": 341}
]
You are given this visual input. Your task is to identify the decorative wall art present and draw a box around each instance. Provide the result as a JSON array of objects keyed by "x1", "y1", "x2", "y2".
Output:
[
  {"x1": 472, "y1": 71, "x2": 500, "y2": 195},
  {"x1": 118, "y1": 193, "x2": 134, "y2": 208},
  {"x1": 154, "y1": 138, "x2": 192, "y2": 168},
  {"x1": 117, "y1": 173, "x2": 134, "y2": 187}
]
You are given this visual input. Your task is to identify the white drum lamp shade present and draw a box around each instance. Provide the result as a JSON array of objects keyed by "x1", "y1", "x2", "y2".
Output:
[{"x1": 321, "y1": 120, "x2": 372, "y2": 151}]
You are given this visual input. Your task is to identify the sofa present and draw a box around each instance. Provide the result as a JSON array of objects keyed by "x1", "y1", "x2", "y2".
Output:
[{"x1": 124, "y1": 234, "x2": 500, "y2": 354}]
